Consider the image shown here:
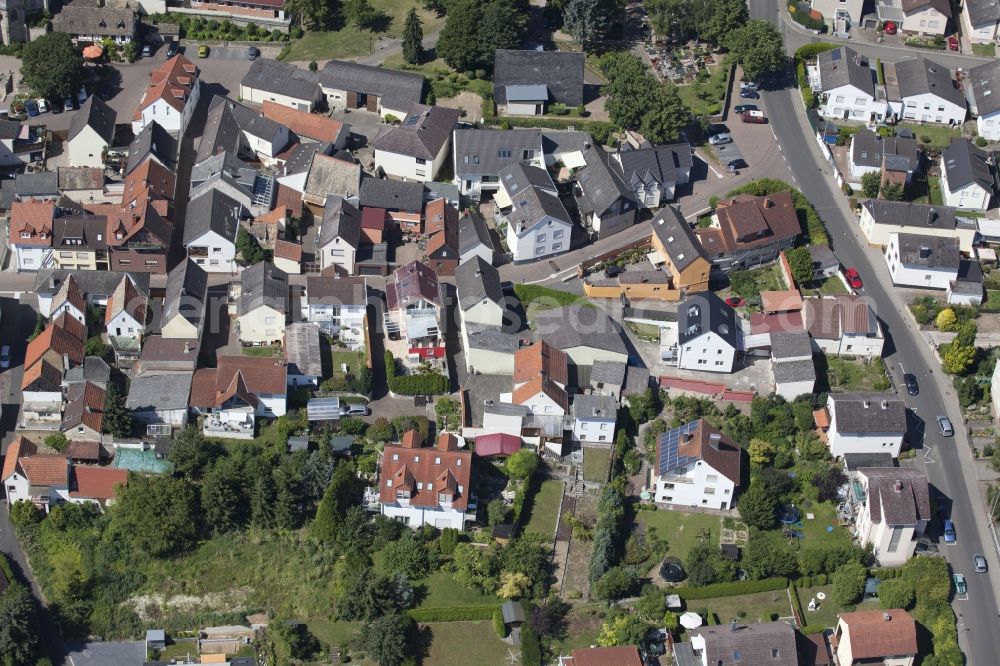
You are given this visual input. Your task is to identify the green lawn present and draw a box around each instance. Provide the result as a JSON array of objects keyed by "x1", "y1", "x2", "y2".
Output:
[
  {"x1": 802, "y1": 276, "x2": 848, "y2": 297},
  {"x1": 796, "y1": 584, "x2": 880, "y2": 630},
  {"x1": 283, "y1": 0, "x2": 445, "y2": 62},
  {"x1": 416, "y1": 570, "x2": 499, "y2": 609},
  {"x1": 634, "y1": 509, "x2": 721, "y2": 563},
  {"x1": 689, "y1": 589, "x2": 795, "y2": 627},
  {"x1": 973, "y1": 42, "x2": 996, "y2": 57},
  {"x1": 514, "y1": 284, "x2": 587, "y2": 311},
  {"x1": 330, "y1": 349, "x2": 365, "y2": 376},
  {"x1": 817, "y1": 356, "x2": 889, "y2": 393},
  {"x1": 309, "y1": 618, "x2": 362, "y2": 652},
  {"x1": 729, "y1": 264, "x2": 787, "y2": 301},
  {"x1": 797, "y1": 502, "x2": 853, "y2": 549},
  {"x1": 927, "y1": 176, "x2": 944, "y2": 206},
  {"x1": 676, "y1": 63, "x2": 729, "y2": 117},
  {"x1": 898, "y1": 123, "x2": 961, "y2": 151},
  {"x1": 980, "y1": 289, "x2": 1000, "y2": 312},
  {"x1": 522, "y1": 479, "x2": 564, "y2": 538},
  {"x1": 583, "y1": 447, "x2": 612, "y2": 483},
  {"x1": 242, "y1": 344, "x2": 280, "y2": 357},
  {"x1": 422, "y1": 621, "x2": 512, "y2": 666},
  {"x1": 153, "y1": 640, "x2": 199, "y2": 661},
  {"x1": 627, "y1": 322, "x2": 662, "y2": 342}
]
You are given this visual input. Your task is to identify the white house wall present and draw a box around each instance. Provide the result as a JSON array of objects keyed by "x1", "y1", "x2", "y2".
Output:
[
  {"x1": 381, "y1": 502, "x2": 466, "y2": 530},
  {"x1": 186, "y1": 229, "x2": 237, "y2": 273},
  {"x1": 900, "y1": 92, "x2": 966, "y2": 126},
  {"x1": 653, "y1": 459, "x2": 736, "y2": 511}
]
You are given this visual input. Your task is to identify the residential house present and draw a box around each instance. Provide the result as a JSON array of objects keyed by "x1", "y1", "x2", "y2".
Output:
[
  {"x1": 649, "y1": 206, "x2": 711, "y2": 292},
  {"x1": 8, "y1": 201, "x2": 54, "y2": 271},
  {"x1": 3, "y1": 442, "x2": 128, "y2": 513},
  {"x1": 189, "y1": 356, "x2": 288, "y2": 438},
  {"x1": 940, "y1": 138, "x2": 996, "y2": 211},
  {"x1": 378, "y1": 431, "x2": 475, "y2": 529},
  {"x1": 67, "y1": 96, "x2": 116, "y2": 168},
  {"x1": 572, "y1": 394, "x2": 617, "y2": 446},
  {"x1": 588, "y1": 361, "x2": 626, "y2": 401},
  {"x1": 611, "y1": 143, "x2": 693, "y2": 207},
  {"x1": 458, "y1": 210, "x2": 495, "y2": 265},
  {"x1": 160, "y1": 259, "x2": 208, "y2": 340},
  {"x1": 237, "y1": 262, "x2": 289, "y2": 346},
  {"x1": 964, "y1": 59, "x2": 1000, "y2": 140},
  {"x1": 558, "y1": 646, "x2": 642, "y2": 666},
  {"x1": 359, "y1": 178, "x2": 424, "y2": 233},
  {"x1": 697, "y1": 191, "x2": 801, "y2": 273},
  {"x1": 384, "y1": 260, "x2": 443, "y2": 349},
  {"x1": 100, "y1": 196, "x2": 173, "y2": 273},
  {"x1": 62, "y1": 355, "x2": 110, "y2": 390},
  {"x1": 674, "y1": 292, "x2": 740, "y2": 373},
  {"x1": 125, "y1": 121, "x2": 177, "y2": 176},
  {"x1": 653, "y1": 419, "x2": 741, "y2": 510},
  {"x1": 122, "y1": 156, "x2": 175, "y2": 208},
  {"x1": 493, "y1": 49, "x2": 585, "y2": 116},
  {"x1": 895, "y1": 58, "x2": 965, "y2": 125},
  {"x1": 948, "y1": 259, "x2": 985, "y2": 306},
  {"x1": 58, "y1": 167, "x2": 108, "y2": 205},
  {"x1": 850, "y1": 467, "x2": 930, "y2": 566},
  {"x1": 319, "y1": 59, "x2": 425, "y2": 120},
  {"x1": 126, "y1": 372, "x2": 192, "y2": 429},
  {"x1": 48, "y1": 275, "x2": 87, "y2": 326},
  {"x1": 273, "y1": 238, "x2": 303, "y2": 275},
  {"x1": 189, "y1": 149, "x2": 276, "y2": 218},
  {"x1": 533, "y1": 304, "x2": 630, "y2": 366},
  {"x1": 301, "y1": 275, "x2": 368, "y2": 347},
  {"x1": 240, "y1": 58, "x2": 324, "y2": 111},
  {"x1": 826, "y1": 392, "x2": 907, "y2": 458},
  {"x1": 961, "y1": 0, "x2": 1000, "y2": 44},
  {"x1": 201, "y1": 96, "x2": 291, "y2": 163},
  {"x1": 51, "y1": 215, "x2": 108, "y2": 271},
  {"x1": 284, "y1": 322, "x2": 322, "y2": 387},
  {"x1": 455, "y1": 257, "x2": 510, "y2": 374},
  {"x1": 361, "y1": 207, "x2": 387, "y2": 244},
  {"x1": 771, "y1": 330, "x2": 816, "y2": 400},
  {"x1": 132, "y1": 55, "x2": 201, "y2": 136},
  {"x1": 672, "y1": 621, "x2": 799, "y2": 666},
  {"x1": 261, "y1": 101, "x2": 349, "y2": 147},
  {"x1": 892, "y1": 0, "x2": 951, "y2": 35},
  {"x1": 302, "y1": 153, "x2": 361, "y2": 207},
  {"x1": 859, "y1": 199, "x2": 976, "y2": 253},
  {"x1": 374, "y1": 104, "x2": 461, "y2": 182},
  {"x1": 182, "y1": 189, "x2": 244, "y2": 273},
  {"x1": 574, "y1": 142, "x2": 637, "y2": 239},
  {"x1": 802, "y1": 295, "x2": 885, "y2": 358},
  {"x1": 884, "y1": 233, "x2": 960, "y2": 290},
  {"x1": 810, "y1": 47, "x2": 889, "y2": 122},
  {"x1": 425, "y1": 198, "x2": 460, "y2": 275},
  {"x1": 463, "y1": 325, "x2": 520, "y2": 376},
  {"x1": 834, "y1": 610, "x2": 917, "y2": 666},
  {"x1": 52, "y1": 1, "x2": 137, "y2": 44},
  {"x1": 35, "y1": 270, "x2": 150, "y2": 316},
  {"x1": 62, "y1": 381, "x2": 106, "y2": 441},
  {"x1": 505, "y1": 340, "x2": 569, "y2": 416},
  {"x1": 0, "y1": 120, "x2": 45, "y2": 167},
  {"x1": 317, "y1": 194, "x2": 361, "y2": 275},
  {"x1": 452, "y1": 128, "x2": 544, "y2": 199},
  {"x1": 810, "y1": 244, "x2": 841, "y2": 279},
  {"x1": 105, "y1": 273, "x2": 147, "y2": 365},
  {"x1": 848, "y1": 130, "x2": 921, "y2": 185},
  {"x1": 14, "y1": 171, "x2": 59, "y2": 201},
  {"x1": 496, "y1": 162, "x2": 573, "y2": 262}
]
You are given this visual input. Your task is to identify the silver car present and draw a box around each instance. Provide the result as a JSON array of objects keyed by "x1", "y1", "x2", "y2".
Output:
[
  {"x1": 937, "y1": 416, "x2": 954, "y2": 437},
  {"x1": 0, "y1": 345, "x2": 9, "y2": 369},
  {"x1": 709, "y1": 132, "x2": 732, "y2": 146},
  {"x1": 974, "y1": 554, "x2": 988, "y2": 573}
]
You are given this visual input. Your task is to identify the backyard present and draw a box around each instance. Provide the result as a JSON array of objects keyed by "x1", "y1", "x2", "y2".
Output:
[
  {"x1": 582, "y1": 447, "x2": 613, "y2": 483},
  {"x1": 897, "y1": 124, "x2": 961, "y2": 151},
  {"x1": 800, "y1": 276, "x2": 848, "y2": 297},
  {"x1": 242, "y1": 344, "x2": 280, "y2": 357},
  {"x1": 522, "y1": 479, "x2": 565, "y2": 538},
  {"x1": 685, "y1": 589, "x2": 796, "y2": 628},
  {"x1": 816, "y1": 356, "x2": 890, "y2": 393},
  {"x1": 676, "y1": 62, "x2": 730, "y2": 117},
  {"x1": 420, "y1": 621, "x2": 513, "y2": 665},
  {"x1": 633, "y1": 509, "x2": 721, "y2": 566},
  {"x1": 514, "y1": 283, "x2": 590, "y2": 323},
  {"x1": 727, "y1": 264, "x2": 787, "y2": 302},
  {"x1": 796, "y1": 583, "x2": 879, "y2": 630}
]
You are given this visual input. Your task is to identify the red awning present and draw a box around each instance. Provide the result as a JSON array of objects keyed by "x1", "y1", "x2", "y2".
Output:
[{"x1": 409, "y1": 347, "x2": 446, "y2": 359}]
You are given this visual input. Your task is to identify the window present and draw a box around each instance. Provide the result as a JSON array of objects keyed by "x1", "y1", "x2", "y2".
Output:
[
  {"x1": 705, "y1": 487, "x2": 715, "y2": 495},
  {"x1": 498, "y1": 149, "x2": 512, "y2": 158},
  {"x1": 835, "y1": 95, "x2": 845, "y2": 103},
  {"x1": 415, "y1": 157, "x2": 427, "y2": 165},
  {"x1": 552, "y1": 242, "x2": 562, "y2": 251},
  {"x1": 415, "y1": 170, "x2": 426, "y2": 178},
  {"x1": 537, "y1": 233, "x2": 546, "y2": 243},
  {"x1": 707, "y1": 474, "x2": 718, "y2": 483},
  {"x1": 772, "y1": 649, "x2": 781, "y2": 659},
  {"x1": 522, "y1": 149, "x2": 535, "y2": 160},
  {"x1": 715, "y1": 360, "x2": 724, "y2": 366},
  {"x1": 887, "y1": 526, "x2": 903, "y2": 552},
  {"x1": 265, "y1": 317, "x2": 277, "y2": 325},
  {"x1": 698, "y1": 359, "x2": 706, "y2": 364},
  {"x1": 855, "y1": 97, "x2": 867, "y2": 105},
  {"x1": 535, "y1": 246, "x2": 545, "y2": 255},
  {"x1": 553, "y1": 229, "x2": 563, "y2": 239}
]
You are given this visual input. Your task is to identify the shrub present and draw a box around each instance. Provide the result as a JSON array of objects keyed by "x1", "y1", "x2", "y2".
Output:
[
  {"x1": 384, "y1": 351, "x2": 449, "y2": 395},
  {"x1": 832, "y1": 562, "x2": 868, "y2": 606},
  {"x1": 407, "y1": 605, "x2": 499, "y2": 622},
  {"x1": 936, "y1": 307, "x2": 959, "y2": 332},
  {"x1": 308, "y1": 61, "x2": 317, "y2": 71},
  {"x1": 878, "y1": 579, "x2": 915, "y2": 610},
  {"x1": 593, "y1": 566, "x2": 640, "y2": 600},
  {"x1": 674, "y1": 577, "x2": 788, "y2": 600},
  {"x1": 977, "y1": 136, "x2": 989, "y2": 147},
  {"x1": 493, "y1": 607, "x2": 507, "y2": 637}
]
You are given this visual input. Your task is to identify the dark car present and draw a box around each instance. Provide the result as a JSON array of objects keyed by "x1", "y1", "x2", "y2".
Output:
[
  {"x1": 142, "y1": 43, "x2": 153, "y2": 58},
  {"x1": 166, "y1": 41, "x2": 179, "y2": 58},
  {"x1": 943, "y1": 519, "x2": 956, "y2": 544},
  {"x1": 604, "y1": 264, "x2": 624, "y2": 278},
  {"x1": 904, "y1": 373, "x2": 918, "y2": 396},
  {"x1": 739, "y1": 89, "x2": 760, "y2": 99},
  {"x1": 248, "y1": 46, "x2": 260, "y2": 60},
  {"x1": 727, "y1": 158, "x2": 747, "y2": 172},
  {"x1": 24, "y1": 100, "x2": 39, "y2": 117},
  {"x1": 733, "y1": 104, "x2": 758, "y2": 114}
]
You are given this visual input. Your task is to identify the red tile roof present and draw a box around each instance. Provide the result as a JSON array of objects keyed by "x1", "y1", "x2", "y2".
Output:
[
  {"x1": 24, "y1": 322, "x2": 85, "y2": 370},
  {"x1": 67, "y1": 440, "x2": 102, "y2": 462},
  {"x1": 760, "y1": 289, "x2": 803, "y2": 314},
  {"x1": 275, "y1": 238, "x2": 302, "y2": 261},
  {"x1": 19, "y1": 454, "x2": 69, "y2": 487},
  {"x1": 134, "y1": 55, "x2": 199, "y2": 120},
  {"x1": 749, "y1": 311, "x2": 804, "y2": 335},
  {"x1": 70, "y1": 466, "x2": 128, "y2": 501},
  {"x1": 9, "y1": 201, "x2": 54, "y2": 246},
  {"x1": 124, "y1": 157, "x2": 176, "y2": 203},
  {"x1": 20, "y1": 358, "x2": 62, "y2": 392},
  {"x1": 511, "y1": 375, "x2": 569, "y2": 411},
  {"x1": 361, "y1": 206, "x2": 387, "y2": 230},
  {"x1": 53, "y1": 312, "x2": 88, "y2": 342},
  {"x1": 563, "y1": 646, "x2": 643, "y2": 666},
  {"x1": 400, "y1": 429, "x2": 423, "y2": 448},
  {"x1": 274, "y1": 184, "x2": 303, "y2": 217},
  {"x1": 839, "y1": 609, "x2": 917, "y2": 660},
  {"x1": 1, "y1": 437, "x2": 36, "y2": 481},
  {"x1": 513, "y1": 341, "x2": 568, "y2": 387},
  {"x1": 188, "y1": 356, "x2": 287, "y2": 408},
  {"x1": 262, "y1": 101, "x2": 345, "y2": 143},
  {"x1": 701, "y1": 191, "x2": 801, "y2": 256},
  {"x1": 385, "y1": 260, "x2": 440, "y2": 310},
  {"x1": 379, "y1": 442, "x2": 473, "y2": 510},
  {"x1": 105, "y1": 275, "x2": 147, "y2": 327},
  {"x1": 474, "y1": 433, "x2": 522, "y2": 457}
]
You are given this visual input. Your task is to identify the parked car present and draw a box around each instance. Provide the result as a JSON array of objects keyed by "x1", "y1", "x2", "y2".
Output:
[
  {"x1": 77, "y1": 86, "x2": 88, "y2": 103},
  {"x1": 937, "y1": 415, "x2": 954, "y2": 437},
  {"x1": 0, "y1": 345, "x2": 10, "y2": 369},
  {"x1": 341, "y1": 402, "x2": 370, "y2": 416},
  {"x1": 739, "y1": 89, "x2": 759, "y2": 99},
  {"x1": 733, "y1": 104, "x2": 758, "y2": 114},
  {"x1": 974, "y1": 554, "x2": 988, "y2": 573},
  {"x1": 63, "y1": 97, "x2": 75, "y2": 112},
  {"x1": 604, "y1": 264, "x2": 624, "y2": 278},
  {"x1": 248, "y1": 46, "x2": 260, "y2": 60},
  {"x1": 740, "y1": 81, "x2": 759, "y2": 91},
  {"x1": 166, "y1": 41, "x2": 179, "y2": 58},
  {"x1": 708, "y1": 132, "x2": 732, "y2": 145},
  {"x1": 883, "y1": 21, "x2": 897, "y2": 34},
  {"x1": 35, "y1": 98, "x2": 48, "y2": 114},
  {"x1": 142, "y1": 43, "x2": 153, "y2": 58},
  {"x1": 741, "y1": 110, "x2": 767, "y2": 124},
  {"x1": 24, "y1": 100, "x2": 39, "y2": 117},
  {"x1": 903, "y1": 373, "x2": 919, "y2": 396},
  {"x1": 198, "y1": 45, "x2": 209, "y2": 58},
  {"x1": 727, "y1": 158, "x2": 747, "y2": 173},
  {"x1": 725, "y1": 296, "x2": 745, "y2": 307},
  {"x1": 953, "y1": 573, "x2": 967, "y2": 595},
  {"x1": 943, "y1": 519, "x2": 956, "y2": 543},
  {"x1": 947, "y1": 35, "x2": 959, "y2": 51},
  {"x1": 844, "y1": 267, "x2": 863, "y2": 289}
]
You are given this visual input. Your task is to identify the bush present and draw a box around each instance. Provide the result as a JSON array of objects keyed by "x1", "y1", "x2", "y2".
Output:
[
  {"x1": 674, "y1": 577, "x2": 788, "y2": 600},
  {"x1": 832, "y1": 562, "x2": 868, "y2": 606},
  {"x1": 384, "y1": 351, "x2": 449, "y2": 395},
  {"x1": 593, "y1": 566, "x2": 641, "y2": 600},
  {"x1": 308, "y1": 60, "x2": 317, "y2": 71},
  {"x1": 493, "y1": 607, "x2": 507, "y2": 637},
  {"x1": 407, "y1": 605, "x2": 498, "y2": 622},
  {"x1": 878, "y1": 579, "x2": 915, "y2": 610}
]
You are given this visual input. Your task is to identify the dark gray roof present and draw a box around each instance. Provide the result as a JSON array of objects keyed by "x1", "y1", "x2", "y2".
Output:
[
  {"x1": 455, "y1": 256, "x2": 504, "y2": 311},
  {"x1": 359, "y1": 176, "x2": 423, "y2": 213},
  {"x1": 319, "y1": 194, "x2": 361, "y2": 249},
  {"x1": 457, "y1": 210, "x2": 494, "y2": 256},
  {"x1": 183, "y1": 188, "x2": 243, "y2": 245},
  {"x1": 831, "y1": 392, "x2": 907, "y2": 433},
  {"x1": 862, "y1": 199, "x2": 962, "y2": 229},
  {"x1": 678, "y1": 292, "x2": 740, "y2": 348},
  {"x1": 238, "y1": 262, "x2": 288, "y2": 315},
  {"x1": 68, "y1": 95, "x2": 115, "y2": 143},
  {"x1": 198, "y1": 96, "x2": 285, "y2": 163},
  {"x1": 241, "y1": 58, "x2": 322, "y2": 103},
  {"x1": 0, "y1": 119, "x2": 20, "y2": 141},
  {"x1": 373, "y1": 104, "x2": 461, "y2": 160},
  {"x1": 942, "y1": 138, "x2": 995, "y2": 193},
  {"x1": 957, "y1": 258, "x2": 983, "y2": 284},
  {"x1": 305, "y1": 276, "x2": 367, "y2": 304},
  {"x1": 126, "y1": 373, "x2": 191, "y2": 412},
  {"x1": 424, "y1": 181, "x2": 460, "y2": 207},
  {"x1": 501, "y1": 601, "x2": 525, "y2": 625},
  {"x1": 696, "y1": 621, "x2": 799, "y2": 666},
  {"x1": 285, "y1": 322, "x2": 322, "y2": 378},
  {"x1": 818, "y1": 47, "x2": 875, "y2": 96},
  {"x1": 613, "y1": 143, "x2": 693, "y2": 187},
  {"x1": 126, "y1": 122, "x2": 176, "y2": 174},
  {"x1": 493, "y1": 49, "x2": 585, "y2": 106},
  {"x1": 650, "y1": 205, "x2": 707, "y2": 271},
  {"x1": 572, "y1": 393, "x2": 617, "y2": 419},
  {"x1": 850, "y1": 130, "x2": 920, "y2": 170},
  {"x1": 63, "y1": 355, "x2": 110, "y2": 386},
  {"x1": 860, "y1": 467, "x2": 931, "y2": 527},
  {"x1": 893, "y1": 232, "x2": 960, "y2": 270},
  {"x1": 770, "y1": 330, "x2": 813, "y2": 359},
  {"x1": 541, "y1": 129, "x2": 592, "y2": 155},
  {"x1": 503, "y1": 183, "x2": 571, "y2": 235},
  {"x1": 453, "y1": 129, "x2": 544, "y2": 177},
  {"x1": 162, "y1": 259, "x2": 208, "y2": 329},
  {"x1": 53, "y1": 3, "x2": 136, "y2": 37},
  {"x1": 590, "y1": 359, "x2": 627, "y2": 387},
  {"x1": 965, "y1": 0, "x2": 1000, "y2": 29},
  {"x1": 895, "y1": 58, "x2": 965, "y2": 108},
  {"x1": 500, "y1": 161, "x2": 557, "y2": 197},
  {"x1": 282, "y1": 141, "x2": 332, "y2": 177},
  {"x1": 465, "y1": 324, "x2": 520, "y2": 352},
  {"x1": 34, "y1": 269, "x2": 149, "y2": 299},
  {"x1": 576, "y1": 143, "x2": 635, "y2": 216},
  {"x1": 15, "y1": 172, "x2": 58, "y2": 198},
  {"x1": 320, "y1": 60, "x2": 424, "y2": 112},
  {"x1": 844, "y1": 452, "x2": 896, "y2": 471},
  {"x1": 52, "y1": 215, "x2": 107, "y2": 251},
  {"x1": 968, "y1": 59, "x2": 1000, "y2": 117},
  {"x1": 810, "y1": 244, "x2": 840, "y2": 271},
  {"x1": 773, "y1": 358, "x2": 816, "y2": 384},
  {"x1": 533, "y1": 304, "x2": 629, "y2": 357}
]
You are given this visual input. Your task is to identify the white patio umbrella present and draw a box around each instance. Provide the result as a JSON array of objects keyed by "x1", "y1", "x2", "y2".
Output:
[{"x1": 679, "y1": 612, "x2": 703, "y2": 629}]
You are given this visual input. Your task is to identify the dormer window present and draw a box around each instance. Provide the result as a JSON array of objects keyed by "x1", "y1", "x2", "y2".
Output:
[
  {"x1": 417, "y1": 481, "x2": 423, "y2": 490},
  {"x1": 396, "y1": 490, "x2": 411, "y2": 500},
  {"x1": 20, "y1": 232, "x2": 30, "y2": 239},
  {"x1": 438, "y1": 492, "x2": 452, "y2": 503},
  {"x1": 414, "y1": 455, "x2": 420, "y2": 462},
  {"x1": 427, "y1": 483, "x2": 433, "y2": 490},
  {"x1": 435, "y1": 456, "x2": 441, "y2": 464},
  {"x1": 386, "y1": 479, "x2": 393, "y2": 487},
  {"x1": 456, "y1": 459, "x2": 462, "y2": 466}
]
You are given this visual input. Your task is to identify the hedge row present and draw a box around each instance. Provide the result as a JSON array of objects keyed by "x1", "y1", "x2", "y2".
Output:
[
  {"x1": 407, "y1": 605, "x2": 499, "y2": 622},
  {"x1": 0, "y1": 552, "x2": 13, "y2": 585},
  {"x1": 496, "y1": 116, "x2": 618, "y2": 146},
  {"x1": 384, "y1": 351, "x2": 449, "y2": 396},
  {"x1": 675, "y1": 577, "x2": 788, "y2": 600}
]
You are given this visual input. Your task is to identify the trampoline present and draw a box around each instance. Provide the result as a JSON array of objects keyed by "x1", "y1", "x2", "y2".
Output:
[
  {"x1": 660, "y1": 557, "x2": 686, "y2": 583},
  {"x1": 778, "y1": 504, "x2": 801, "y2": 526}
]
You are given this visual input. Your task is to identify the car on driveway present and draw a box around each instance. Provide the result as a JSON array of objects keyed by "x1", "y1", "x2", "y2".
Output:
[
  {"x1": 198, "y1": 45, "x2": 209, "y2": 58},
  {"x1": 740, "y1": 81, "x2": 759, "y2": 91},
  {"x1": 733, "y1": 104, "x2": 758, "y2": 115},
  {"x1": 904, "y1": 373, "x2": 919, "y2": 396},
  {"x1": 0, "y1": 345, "x2": 10, "y2": 369},
  {"x1": 974, "y1": 554, "x2": 988, "y2": 572},
  {"x1": 725, "y1": 296, "x2": 744, "y2": 307},
  {"x1": 166, "y1": 41, "x2": 179, "y2": 58},
  {"x1": 709, "y1": 132, "x2": 732, "y2": 145},
  {"x1": 248, "y1": 46, "x2": 260, "y2": 60},
  {"x1": 844, "y1": 267, "x2": 863, "y2": 289},
  {"x1": 36, "y1": 98, "x2": 48, "y2": 113},
  {"x1": 740, "y1": 89, "x2": 759, "y2": 99},
  {"x1": 953, "y1": 573, "x2": 967, "y2": 595},
  {"x1": 943, "y1": 519, "x2": 956, "y2": 543},
  {"x1": 24, "y1": 100, "x2": 39, "y2": 117},
  {"x1": 741, "y1": 110, "x2": 767, "y2": 124},
  {"x1": 937, "y1": 416, "x2": 954, "y2": 437},
  {"x1": 727, "y1": 158, "x2": 747, "y2": 172},
  {"x1": 142, "y1": 43, "x2": 153, "y2": 57}
]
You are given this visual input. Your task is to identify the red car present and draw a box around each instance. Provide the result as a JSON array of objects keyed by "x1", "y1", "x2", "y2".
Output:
[
  {"x1": 883, "y1": 21, "x2": 897, "y2": 35},
  {"x1": 725, "y1": 296, "x2": 745, "y2": 307},
  {"x1": 947, "y1": 35, "x2": 959, "y2": 51},
  {"x1": 844, "y1": 267, "x2": 863, "y2": 289}
]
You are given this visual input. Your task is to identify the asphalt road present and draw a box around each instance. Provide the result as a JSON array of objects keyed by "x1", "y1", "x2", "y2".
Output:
[{"x1": 751, "y1": 0, "x2": 1000, "y2": 661}]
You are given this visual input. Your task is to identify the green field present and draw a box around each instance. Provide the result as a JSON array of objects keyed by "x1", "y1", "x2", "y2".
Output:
[
  {"x1": 416, "y1": 570, "x2": 499, "y2": 609},
  {"x1": 634, "y1": 509, "x2": 721, "y2": 563},
  {"x1": 284, "y1": 1, "x2": 445, "y2": 62},
  {"x1": 522, "y1": 480, "x2": 564, "y2": 538},
  {"x1": 897, "y1": 123, "x2": 961, "y2": 151},
  {"x1": 796, "y1": 502, "x2": 853, "y2": 549},
  {"x1": 796, "y1": 584, "x2": 879, "y2": 629},
  {"x1": 583, "y1": 447, "x2": 612, "y2": 483},
  {"x1": 242, "y1": 344, "x2": 280, "y2": 357},
  {"x1": 676, "y1": 63, "x2": 729, "y2": 117},
  {"x1": 690, "y1": 590, "x2": 795, "y2": 627},
  {"x1": 330, "y1": 349, "x2": 366, "y2": 376},
  {"x1": 818, "y1": 356, "x2": 889, "y2": 393},
  {"x1": 981, "y1": 290, "x2": 1000, "y2": 312},
  {"x1": 422, "y1": 621, "x2": 512, "y2": 665}
]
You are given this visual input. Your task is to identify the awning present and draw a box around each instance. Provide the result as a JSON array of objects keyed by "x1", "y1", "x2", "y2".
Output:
[
  {"x1": 83, "y1": 44, "x2": 104, "y2": 59},
  {"x1": 493, "y1": 185, "x2": 512, "y2": 209}
]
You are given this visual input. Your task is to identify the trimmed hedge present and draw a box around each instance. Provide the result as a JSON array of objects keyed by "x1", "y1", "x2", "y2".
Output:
[
  {"x1": 385, "y1": 351, "x2": 449, "y2": 396},
  {"x1": 496, "y1": 116, "x2": 618, "y2": 146},
  {"x1": 0, "y1": 552, "x2": 13, "y2": 585},
  {"x1": 407, "y1": 605, "x2": 499, "y2": 622},
  {"x1": 674, "y1": 577, "x2": 788, "y2": 600}
]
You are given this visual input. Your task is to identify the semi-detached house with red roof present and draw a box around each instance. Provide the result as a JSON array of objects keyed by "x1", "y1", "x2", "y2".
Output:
[
  {"x1": 834, "y1": 609, "x2": 917, "y2": 666},
  {"x1": 188, "y1": 356, "x2": 288, "y2": 439},
  {"x1": 133, "y1": 55, "x2": 201, "y2": 137},
  {"x1": 8, "y1": 201, "x2": 54, "y2": 272},
  {"x1": 379, "y1": 432, "x2": 475, "y2": 530}
]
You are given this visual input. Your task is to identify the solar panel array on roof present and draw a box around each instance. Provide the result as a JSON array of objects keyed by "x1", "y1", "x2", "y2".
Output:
[
  {"x1": 658, "y1": 419, "x2": 699, "y2": 475},
  {"x1": 307, "y1": 397, "x2": 341, "y2": 421}
]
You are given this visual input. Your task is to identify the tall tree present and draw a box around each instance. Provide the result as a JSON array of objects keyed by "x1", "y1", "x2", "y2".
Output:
[
  {"x1": 110, "y1": 475, "x2": 200, "y2": 558},
  {"x1": 0, "y1": 583, "x2": 39, "y2": 666},
  {"x1": 563, "y1": 0, "x2": 613, "y2": 52},
  {"x1": 725, "y1": 19, "x2": 785, "y2": 82},
  {"x1": 786, "y1": 247, "x2": 815, "y2": 286},
  {"x1": 311, "y1": 462, "x2": 359, "y2": 543},
  {"x1": 362, "y1": 613, "x2": 411, "y2": 666},
  {"x1": 343, "y1": 0, "x2": 380, "y2": 28},
  {"x1": 103, "y1": 383, "x2": 132, "y2": 438},
  {"x1": 402, "y1": 7, "x2": 423, "y2": 65},
  {"x1": 437, "y1": 0, "x2": 524, "y2": 72},
  {"x1": 20, "y1": 32, "x2": 83, "y2": 102},
  {"x1": 201, "y1": 457, "x2": 246, "y2": 534},
  {"x1": 601, "y1": 52, "x2": 655, "y2": 130},
  {"x1": 639, "y1": 82, "x2": 689, "y2": 144},
  {"x1": 169, "y1": 427, "x2": 222, "y2": 480},
  {"x1": 700, "y1": 0, "x2": 748, "y2": 44}
]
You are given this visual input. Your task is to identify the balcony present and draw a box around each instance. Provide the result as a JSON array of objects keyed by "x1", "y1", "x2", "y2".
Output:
[{"x1": 203, "y1": 413, "x2": 255, "y2": 440}]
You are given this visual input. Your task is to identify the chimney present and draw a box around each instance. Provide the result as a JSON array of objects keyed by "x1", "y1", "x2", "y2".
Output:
[
  {"x1": 881, "y1": 400, "x2": 888, "y2": 409},
  {"x1": 709, "y1": 432, "x2": 722, "y2": 450},
  {"x1": 63, "y1": 352, "x2": 70, "y2": 371},
  {"x1": 730, "y1": 619, "x2": 738, "y2": 632},
  {"x1": 919, "y1": 246, "x2": 931, "y2": 259},
  {"x1": 864, "y1": 400, "x2": 871, "y2": 409},
  {"x1": 184, "y1": 340, "x2": 191, "y2": 354},
  {"x1": 928, "y1": 208, "x2": 937, "y2": 224},
  {"x1": 894, "y1": 480, "x2": 903, "y2": 492},
  {"x1": 883, "y1": 611, "x2": 892, "y2": 622}
]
